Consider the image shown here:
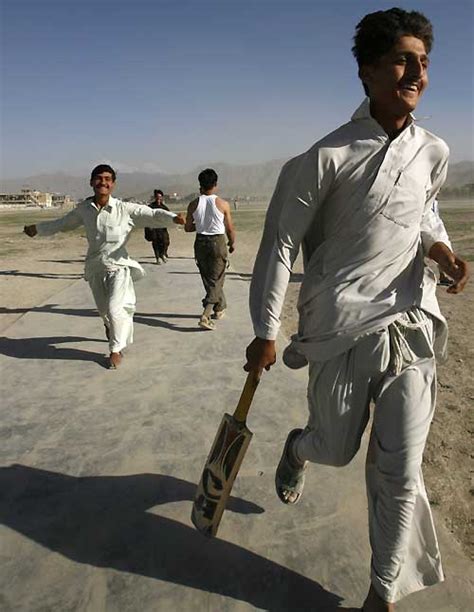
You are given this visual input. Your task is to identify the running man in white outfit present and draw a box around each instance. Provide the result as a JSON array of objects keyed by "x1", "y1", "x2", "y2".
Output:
[
  {"x1": 24, "y1": 164, "x2": 185, "y2": 369},
  {"x1": 244, "y1": 8, "x2": 469, "y2": 612},
  {"x1": 185, "y1": 168, "x2": 236, "y2": 330}
]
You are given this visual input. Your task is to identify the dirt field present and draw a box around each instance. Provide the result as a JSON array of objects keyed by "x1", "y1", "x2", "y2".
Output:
[{"x1": 1, "y1": 203, "x2": 472, "y2": 560}]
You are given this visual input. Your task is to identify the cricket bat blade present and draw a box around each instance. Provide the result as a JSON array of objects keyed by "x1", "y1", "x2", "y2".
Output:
[{"x1": 191, "y1": 371, "x2": 260, "y2": 537}]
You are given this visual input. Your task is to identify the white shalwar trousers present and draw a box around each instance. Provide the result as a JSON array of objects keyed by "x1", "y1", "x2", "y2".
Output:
[
  {"x1": 294, "y1": 307, "x2": 443, "y2": 603},
  {"x1": 88, "y1": 267, "x2": 136, "y2": 354}
]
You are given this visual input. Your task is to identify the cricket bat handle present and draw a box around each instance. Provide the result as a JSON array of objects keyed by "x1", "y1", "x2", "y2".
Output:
[{"x1": 233, "y1": 370, "x2": 262, "y2": 423}]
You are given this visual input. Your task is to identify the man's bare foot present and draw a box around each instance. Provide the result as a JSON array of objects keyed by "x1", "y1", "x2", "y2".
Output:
[
  {"x1": 109, "y1": 352, "x2": 122, "y2": 369},
  {"x1": 362, "y1": 585, "x2": 394, "y2": 611}
]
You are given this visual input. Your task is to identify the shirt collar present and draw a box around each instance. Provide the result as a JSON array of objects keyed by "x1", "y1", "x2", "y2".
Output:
[
  {"x1": 351, "y1": 97, "x2": 416, "y2": 126},
  {"x1": 351, "y1": 97, "x2": 372, "y2": 121},
  {"x1": 90, "y1": 195, "x2": 117, "y2": 212}
]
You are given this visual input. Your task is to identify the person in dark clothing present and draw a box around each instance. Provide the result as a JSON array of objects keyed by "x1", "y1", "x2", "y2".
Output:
[{"x1": 145, "y1": 189, "x2": 171, "y2": 264}]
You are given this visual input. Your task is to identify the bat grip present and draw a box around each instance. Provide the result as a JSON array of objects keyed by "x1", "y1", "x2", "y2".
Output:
[{"x1": 233, "y1": 370, "x2": 262, "y2": 423}]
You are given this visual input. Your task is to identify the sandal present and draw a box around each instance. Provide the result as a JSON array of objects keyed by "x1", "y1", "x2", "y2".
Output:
[
  {"x1": 198, "y1": 315, "x2": 215, "y2": 330},
  {"x1": 275, "y1": 429, "x2": 307, "y2": 505}
]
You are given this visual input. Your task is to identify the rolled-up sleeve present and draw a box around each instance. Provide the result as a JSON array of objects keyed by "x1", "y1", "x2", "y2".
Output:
[
  {"x1": 36, "y1": 208, "x2": 83, "y2": 236},
  {"x1": 250, "y1": 151, "x2": 319, "y2": 339}
]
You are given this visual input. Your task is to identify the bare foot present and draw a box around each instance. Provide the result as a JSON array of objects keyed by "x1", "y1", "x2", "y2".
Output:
[
  {"x1": 362, "y1": 585, "x2": 394, "y2": 612},
  {"x1": 109, "y1": 352, "x2": 122, "y2": 369}
]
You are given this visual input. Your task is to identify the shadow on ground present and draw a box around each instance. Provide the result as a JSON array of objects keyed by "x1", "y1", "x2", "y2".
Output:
[
  {"x1": 0, "y1": 305, "x2": 97, "y2": 318},
  {"x1": 134, "y1": 313, "x2": 204, "y2": 333},
  {"x1": 0, "y1": 305, "x2": 204, "y2": 334},
  {"x1": 0, "y1": 336, "x2": 107, "y2": 366},
  {"x1": 39, "y1": 259, "x2": 85, "y2": 264},
  {"x1": 0, "y1": 464, "x2": 343, "y2": 611},
  {"x1": 0, "y1": 270, "x2": 82, "y2": 280},
  {"x1": 139, "y1": 256, "x2": 195, "y2": 263}
]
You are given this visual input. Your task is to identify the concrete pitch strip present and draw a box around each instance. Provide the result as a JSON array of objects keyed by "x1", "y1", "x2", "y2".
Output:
[{"x1": 1, "y1": 257, "x2": 472, "y2": 611}]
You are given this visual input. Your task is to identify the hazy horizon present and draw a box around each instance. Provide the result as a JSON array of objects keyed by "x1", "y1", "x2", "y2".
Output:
[
  {"x1": 1, "y1": 0, "x2": 473, "y2": 180},
  {"x1": 1, "y1": 156, "x2": 289, "y2": 182},
  {"x1": 1, "y1": 157, "x2": 473, "y2": 184}
]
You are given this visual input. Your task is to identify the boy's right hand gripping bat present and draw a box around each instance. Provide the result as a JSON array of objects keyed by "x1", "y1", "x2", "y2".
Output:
[{"x1": 191, "y1": 370, "x2": 261, "y2": 537}]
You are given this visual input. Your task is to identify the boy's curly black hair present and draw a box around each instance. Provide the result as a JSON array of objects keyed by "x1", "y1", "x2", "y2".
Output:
[{"x1": 352, "y1": 7, "x2": 433, "y2": 68}]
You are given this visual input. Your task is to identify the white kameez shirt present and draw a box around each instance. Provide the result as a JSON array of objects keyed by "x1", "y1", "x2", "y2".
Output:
[
  {"x1": 250, "y1": 99, "x2": 452, "y2": 361},
  {"x1": 36, "y1": 196, "x2": 177, "y2": 281}
]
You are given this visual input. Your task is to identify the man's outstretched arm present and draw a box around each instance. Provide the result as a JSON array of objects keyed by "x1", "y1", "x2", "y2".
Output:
[
  {"x1": 128, "y1": 202, "x2": 184, "y2": 227},
  {"x1": 24, "y1": 208, "x2": 82, "y2": 237}
]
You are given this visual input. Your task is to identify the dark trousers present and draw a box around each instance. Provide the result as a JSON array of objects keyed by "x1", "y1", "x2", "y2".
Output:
[
  {"x1": 194, "y1": 234, "x2": 228, "y2": 311},
  {"x1": 152, "y1": 229, "x2": 170, "y2": 260}
]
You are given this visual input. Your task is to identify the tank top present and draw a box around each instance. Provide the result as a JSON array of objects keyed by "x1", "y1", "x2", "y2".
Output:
[{"x1": 192, "y1": 195, "x2": 225, "y2": 235}]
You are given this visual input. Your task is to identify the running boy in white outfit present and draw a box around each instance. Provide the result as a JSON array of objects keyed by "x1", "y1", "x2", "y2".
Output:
[
  {"x1": 24, "y1": 164, "x2": 185, "y2": 369},
  {"x1": 185, "y1": 168, "x2": 236, "y2": 330},
  {"x1": 244, "y1": 8, "x2": 469, "y2": 612}
]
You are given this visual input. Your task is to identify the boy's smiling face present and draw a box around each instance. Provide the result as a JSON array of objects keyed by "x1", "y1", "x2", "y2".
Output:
[
  {"x1": 90, "y1": 171, "x2": 116, "y2": 198},
  {"x1": 361, "y1": 35, "x2": 429, "y2": 119}
]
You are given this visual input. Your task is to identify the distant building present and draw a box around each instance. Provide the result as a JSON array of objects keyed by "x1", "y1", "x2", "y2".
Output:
[
  {"x1": 51, "y1": 193, "x2": 75, "y2": 207},
  {"x1": 0, "y1": 188, "x2": 74, "y2": 208}
]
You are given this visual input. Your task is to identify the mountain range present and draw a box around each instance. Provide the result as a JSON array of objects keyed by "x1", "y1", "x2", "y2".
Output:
[{"x1": 1, "y1": 159, "x2": 473, "y2": 202}]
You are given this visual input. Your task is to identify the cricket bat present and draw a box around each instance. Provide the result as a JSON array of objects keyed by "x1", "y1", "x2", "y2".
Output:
[{"x1": 191, "y1": 369, "x2": 261, "y2": 537}]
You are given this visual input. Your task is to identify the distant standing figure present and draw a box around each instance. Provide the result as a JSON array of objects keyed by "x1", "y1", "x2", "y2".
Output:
[
  {"x1": 24, "y1": 165, "x2": 185, "y2": 369},
  {"x1": 185, "y1": 168, "x2": 236, "y2": 330},
  {"x1": 144, "y1": 189, "x2": 171, "y2": 264}
]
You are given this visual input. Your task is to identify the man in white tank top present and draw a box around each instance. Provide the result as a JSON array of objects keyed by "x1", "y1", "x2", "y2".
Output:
[{"x1": 185, "y1": 168, "x2": 236, "y2": 330}]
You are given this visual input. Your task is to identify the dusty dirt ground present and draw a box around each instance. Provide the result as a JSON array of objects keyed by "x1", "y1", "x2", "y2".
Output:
[{"x1": 1, "y1": 206, "x2": 472, "y2": 561}]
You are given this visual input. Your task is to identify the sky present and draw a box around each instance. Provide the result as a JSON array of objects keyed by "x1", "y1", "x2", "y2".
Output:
[{"x1": 1, "y1": 0, "x2": 473, "y2": 179}]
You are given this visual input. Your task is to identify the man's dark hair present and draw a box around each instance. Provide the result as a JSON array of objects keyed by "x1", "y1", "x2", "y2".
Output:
[
  {"x1": 198, "y1": 168, "x2": 218, "y2": 191},
  {"x1": 154, "y1": 189, "x2": 164, "y2": 196},
  {"x1": 352, "y1": 7, "x2": 433, "y2": 71},
  {"x1": 90, "y1": 164, "x2": 116, "y2": 181}
]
